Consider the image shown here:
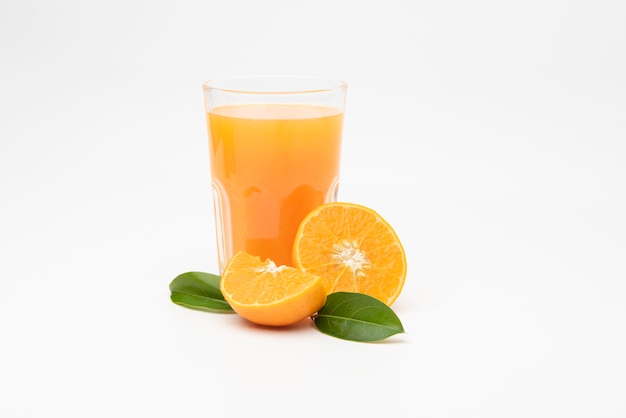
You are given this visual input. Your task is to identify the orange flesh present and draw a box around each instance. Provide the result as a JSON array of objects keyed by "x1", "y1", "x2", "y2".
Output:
[
  {"x1": 220, "y1": 251, "x2": 327, "y2": 326},
  {"x1": 293, "y1": 202, "x2": 407, "y2": 306}
]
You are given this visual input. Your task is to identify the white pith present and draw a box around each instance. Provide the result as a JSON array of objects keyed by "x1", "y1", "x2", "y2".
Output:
[
  {"x1": 332, "y1": 240, "x2": 371, "y2": 276},
  {"x1": 256, "y1": 260, "x2": 286, "y2": 275}
]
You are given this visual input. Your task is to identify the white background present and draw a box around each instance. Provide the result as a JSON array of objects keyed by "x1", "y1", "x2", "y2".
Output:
[{"x1": 1, "y1": 0, "x2": 625, "y2": 416}]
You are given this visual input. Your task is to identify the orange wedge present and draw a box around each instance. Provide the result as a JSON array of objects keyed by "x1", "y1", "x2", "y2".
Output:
[
  {"x1": 293, "y1": 202, "x2": 407, "y2": 306},
  {"x1": 220, "y1": 251, "x2": 327, "y2": 326}
]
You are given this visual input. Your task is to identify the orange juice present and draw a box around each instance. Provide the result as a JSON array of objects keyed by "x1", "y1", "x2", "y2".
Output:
[{"x1": 207, "y1": 104, "x2": 344, "y2": 268}]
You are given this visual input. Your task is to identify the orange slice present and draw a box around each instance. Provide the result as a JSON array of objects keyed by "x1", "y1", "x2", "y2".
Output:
[
  {"x1": 293, "y1": 202, "x2": 407, "y2": 305},
  {"x1": 220, "y1": 251, "x2": 327, "y2": 326}
]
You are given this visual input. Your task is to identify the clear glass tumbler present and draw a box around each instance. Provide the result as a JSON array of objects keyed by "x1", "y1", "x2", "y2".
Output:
[{"x1": 202, "y1": 76, "x2": 347, "y2": 272}]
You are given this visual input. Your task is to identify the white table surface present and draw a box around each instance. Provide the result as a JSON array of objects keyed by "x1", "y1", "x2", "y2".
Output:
[{"x1": 1, "y1": 1, "x2": 625, "y2": 417}]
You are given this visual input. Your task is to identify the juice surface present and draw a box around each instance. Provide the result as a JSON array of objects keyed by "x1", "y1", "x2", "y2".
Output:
[{"x1": 207, "y1": 104, "x2": 343, "y2": 268}]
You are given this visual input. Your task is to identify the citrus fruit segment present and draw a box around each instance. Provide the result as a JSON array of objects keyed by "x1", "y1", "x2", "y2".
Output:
[
  {"x1": 220, "y1": 251, "x2": 327, "y2": 326},
  {"x1": 293, "y1": 202, "x2": 407, "y2": 306}
]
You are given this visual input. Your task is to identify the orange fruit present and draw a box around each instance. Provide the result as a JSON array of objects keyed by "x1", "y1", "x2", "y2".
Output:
[
  {"x1": 293, "y1": 202, "x2": 407, "y2": 306},
  {"x1": 220, "y1": 251, "x2": 327, "y2": 326}
]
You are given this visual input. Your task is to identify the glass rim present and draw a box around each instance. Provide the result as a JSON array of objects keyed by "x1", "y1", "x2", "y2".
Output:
[{"x1": 202, "y1": 76, "x2": 347, "y2": 95}]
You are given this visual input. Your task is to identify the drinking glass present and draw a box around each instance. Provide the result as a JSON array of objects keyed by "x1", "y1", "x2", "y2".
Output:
[{"x1": 202, "y1": 76, "x2": 347, "y2": 272}]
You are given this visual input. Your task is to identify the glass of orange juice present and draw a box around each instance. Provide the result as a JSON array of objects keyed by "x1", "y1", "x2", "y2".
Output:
[{"x1": 202, "y1": 76, "x2": 347, "y2": 272}]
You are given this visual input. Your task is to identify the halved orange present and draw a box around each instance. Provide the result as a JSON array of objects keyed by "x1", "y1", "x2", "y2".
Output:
[
  {"x1": 220, "y1": 251, "x2": 327, "y2": 326},
  {"x1": 293, "y1": 202, "x2": 407, "y2": 306}
]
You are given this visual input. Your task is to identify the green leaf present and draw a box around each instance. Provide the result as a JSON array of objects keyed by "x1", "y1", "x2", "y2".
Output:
[
  {"x1": 169, "y1": 271, "x2": 234, "y2": 312},
  {"x1": 313, "y1": 292, "x2": 405, "y2": 342}
]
